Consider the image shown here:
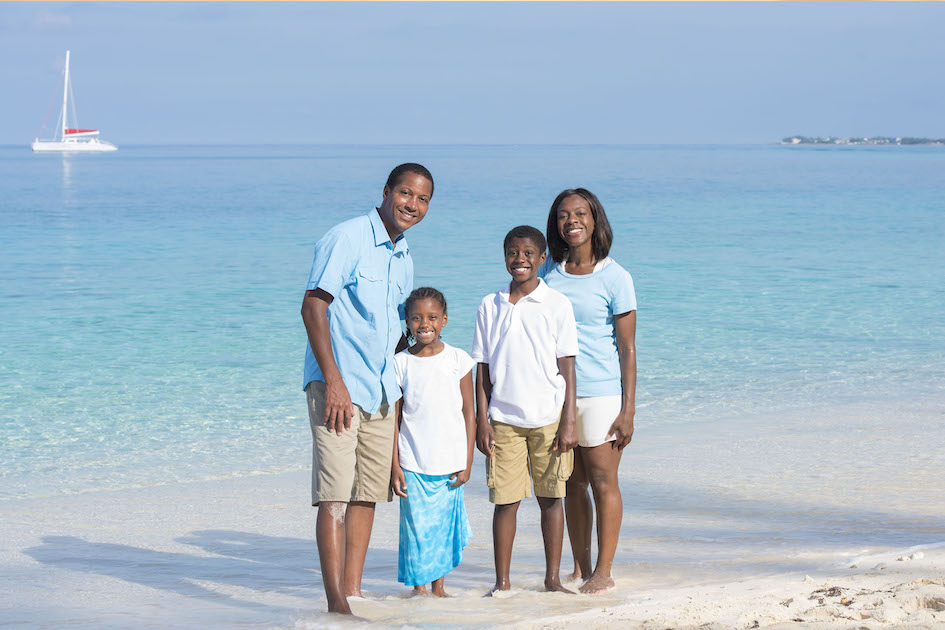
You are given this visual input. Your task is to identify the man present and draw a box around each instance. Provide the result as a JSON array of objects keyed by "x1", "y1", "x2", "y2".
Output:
[{"x1": 301, "y1": 163, "x2": 434, "y2": 614}]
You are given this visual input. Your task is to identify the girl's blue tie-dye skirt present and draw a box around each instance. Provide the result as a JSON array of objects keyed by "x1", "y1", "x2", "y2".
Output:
[{"x1": 398, "y1": 469, "x2": 472, "y2": 586}]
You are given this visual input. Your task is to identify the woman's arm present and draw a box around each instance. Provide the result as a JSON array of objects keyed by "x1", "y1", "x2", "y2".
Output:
[
  {"x1": 391, "y1": 398, "x2": 407, "y2": 497},
  {"x1": 451, "y1": 370, "x2": 476, "y2": 487},
  {"x1": 608, "y1": 310, "x2": 637, "y2": 450}
]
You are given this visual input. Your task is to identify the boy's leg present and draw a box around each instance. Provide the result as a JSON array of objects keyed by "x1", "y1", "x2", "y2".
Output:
[
  {"x1": 529, "y1": 421, "x2": 575, "y2": 593},
  {"x1": 565, "y1": 447, "x2": 593, "y2": 581},
  {"x1": 537, "y1": 497, "x2": 572, "y2": 592},
  {"x1": 578, "y1": 443, "x2": 624, "y2": 593},
  {"x1": 492, "y1": 500, "x2": 521, "y2": 592}
]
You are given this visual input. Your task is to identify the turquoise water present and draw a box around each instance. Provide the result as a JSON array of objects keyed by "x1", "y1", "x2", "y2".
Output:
[{"x1": 1, "y1": 144, "x2": 944, "y2": 500}]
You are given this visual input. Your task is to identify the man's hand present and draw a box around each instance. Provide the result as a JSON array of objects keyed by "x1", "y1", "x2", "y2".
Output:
[
  {"x1": 606, "y1": 408, "x2": 635, "y2": 451},
  {"x1": 449, "y1": 467, "x2": 471, "y2": 488},
  {"x1": 324, "y1": 379, "x2": 354, "y2": 435},
  {"x1": 391, "y1": 466, "x2": 408, "y2": 498},
  {"x1": 476, "y1": 420, "x2": 496, "y2": 456}
]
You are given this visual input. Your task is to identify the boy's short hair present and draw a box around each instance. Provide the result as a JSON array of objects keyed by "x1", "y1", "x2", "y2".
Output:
[{"x1": 504, "y1": 225, "x2": 546, "y2": 253}]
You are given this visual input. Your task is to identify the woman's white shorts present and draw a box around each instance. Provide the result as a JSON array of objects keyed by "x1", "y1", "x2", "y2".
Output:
[{"x1": 576, "y1": 395, "x2": 622, "y2": 448}]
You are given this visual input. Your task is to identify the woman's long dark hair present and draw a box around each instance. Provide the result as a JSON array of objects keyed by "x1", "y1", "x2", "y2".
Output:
[{"x1": 545, "y1": 188, "x2": 613, "y2": 264}]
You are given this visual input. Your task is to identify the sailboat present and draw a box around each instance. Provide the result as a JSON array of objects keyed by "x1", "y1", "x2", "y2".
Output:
[{"x1": 32, "y1": 50, "x2": 117, "y2": 152}]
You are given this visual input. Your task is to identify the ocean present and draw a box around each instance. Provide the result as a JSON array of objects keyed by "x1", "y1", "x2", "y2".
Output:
[{"x1": 1, "y1": 144, "x2": 944, "y2": 628}]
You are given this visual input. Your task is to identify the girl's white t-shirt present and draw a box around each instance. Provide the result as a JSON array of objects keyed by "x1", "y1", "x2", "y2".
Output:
[{"x1": 393, "y1": 343, "x2": 476, "y2": 475}]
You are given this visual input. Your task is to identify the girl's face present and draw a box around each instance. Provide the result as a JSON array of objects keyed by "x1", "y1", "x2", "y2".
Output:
[
  {"x1": 557, "y1": 194, "x2": 595, "y2": 251},
  {"x1": 406, "y1": 297, "x2": 447, "y2": 346}
]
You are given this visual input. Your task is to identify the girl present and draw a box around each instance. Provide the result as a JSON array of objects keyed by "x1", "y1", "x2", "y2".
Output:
[
  {"x1": 540, "y1": 188, "x2": 637, "y2": 594},
  {"x1": 391, "y1": 287, "x2": 476, "y2": 597}
]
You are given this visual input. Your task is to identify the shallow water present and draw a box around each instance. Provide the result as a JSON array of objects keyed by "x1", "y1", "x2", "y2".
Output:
[{"x1": 1, "y1": 144, "x2": 944, "y2": 627}]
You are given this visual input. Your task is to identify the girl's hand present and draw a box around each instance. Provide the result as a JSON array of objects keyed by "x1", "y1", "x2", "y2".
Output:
[
  {"x1": 391, "y1": 466, "x2": 408, "y2": 498},
  {"x1": 449, "y1": 467, "x2": 471, "y2": 488},
  {"x1": 476, "y1": 421, "x2": 496, "y2": 456},
  {"x1": 606, "y1": 408, "x2": 635, "y2": 451}
]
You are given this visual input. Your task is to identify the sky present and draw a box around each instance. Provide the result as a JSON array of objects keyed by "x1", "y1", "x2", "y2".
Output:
[{"x1": 2, "y1": 2, "x2": 944, "y2": 145}]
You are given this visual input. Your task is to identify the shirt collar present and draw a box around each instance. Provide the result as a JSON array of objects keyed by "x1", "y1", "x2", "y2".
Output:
[
  {"x1": 502, "y1": 277, "x2": 548, "y2": 303},
  {"x1": 370, "y1": 208, "x2": 409, "y2": 254}
]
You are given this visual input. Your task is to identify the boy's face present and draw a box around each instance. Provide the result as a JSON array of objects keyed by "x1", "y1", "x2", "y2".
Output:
[{"x1": 504, "y1": 236, "x2": 546, "y2": 284}]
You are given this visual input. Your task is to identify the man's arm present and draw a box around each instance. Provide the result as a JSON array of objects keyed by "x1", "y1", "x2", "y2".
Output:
[
  {"x1": 475, "y1": 363, "x2": 495, "y2": 456},
  {"x1": 554, "y1": 356, "x2": 578, "y2": 452},
  {"x1": 301, "y1": 288, "x2": 353, "y2": 435}
]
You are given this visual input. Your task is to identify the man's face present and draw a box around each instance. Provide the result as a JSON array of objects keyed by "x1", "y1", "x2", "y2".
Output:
[{"x1": 378, "y1": 172, "x2": 433, "y2": 238}]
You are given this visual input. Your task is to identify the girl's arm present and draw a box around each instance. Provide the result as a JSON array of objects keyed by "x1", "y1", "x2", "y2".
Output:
[
  {"x1": 475, "y1": 363, "x2": 495, "y2": 456},
  {"x1": 450, "y1": 370, "x2": 476, "y2": 487},
  {"x1": 608, "y1": 310, "x2": 637, "y2": 450},
  {"x1": 391, "y1": 398, "x2": 407, "y2": 497}
]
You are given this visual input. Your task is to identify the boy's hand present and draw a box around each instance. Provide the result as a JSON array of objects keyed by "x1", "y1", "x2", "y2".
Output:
[
  {"x1": 476, "y1": 420, "x2": 496, "y2": 456},
  {"x1": 391, "y1": 466, "x2": 408, "y2": 498},
  {"x1": 449, "y1": 467, "x2": 471, "y2": 488},
  {"x1": 553, "y1": 420, "x2": 578, "y2": 452},
  {"x1": 606, "y1": 408, "x2": 635, "y2": 451}
]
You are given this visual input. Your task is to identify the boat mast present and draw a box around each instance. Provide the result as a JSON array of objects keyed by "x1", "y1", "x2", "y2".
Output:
[{"x1": 61, "y1": 50, "x2": 70, "y2": 141}]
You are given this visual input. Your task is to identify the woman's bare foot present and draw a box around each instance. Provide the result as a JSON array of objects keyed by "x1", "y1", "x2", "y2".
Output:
[
  {"x1": 565, "y1": 568, "x2": 587, "y2": 583},
  {"x1": 578, "y1": 573, "x2": 615, "y2": 594},
  {"x1": 410, "y1": 585, "x2": 429, "y2": 597}
]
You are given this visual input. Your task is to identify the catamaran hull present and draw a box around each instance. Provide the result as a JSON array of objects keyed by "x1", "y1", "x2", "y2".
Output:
[{"x1": 32, "y1": 139, "x2": 118, "y2": 152}]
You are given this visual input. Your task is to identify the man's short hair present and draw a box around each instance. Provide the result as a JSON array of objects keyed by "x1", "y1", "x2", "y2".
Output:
[
  {"x1": 386, "y1": 163, "x2": 434, "y2": 197},
  {"x1": 504, "y1": 225, "x2": 546, "y2": 253}
]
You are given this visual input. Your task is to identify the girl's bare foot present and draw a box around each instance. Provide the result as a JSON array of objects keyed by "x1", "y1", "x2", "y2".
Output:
[
  {"x1": 411, "y1": 585, "x2": 429, "y2": 597},
  {"x1": 578, "y1": 573, "x2": 615, "y2": 594},
  {"x1": 431, "y1": 586, "x2": 449, "y2": 597}
]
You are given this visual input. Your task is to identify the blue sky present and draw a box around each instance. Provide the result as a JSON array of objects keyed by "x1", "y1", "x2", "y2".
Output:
[{"x1": 2, "y1": 2, "x2": 944, "y2": 145}]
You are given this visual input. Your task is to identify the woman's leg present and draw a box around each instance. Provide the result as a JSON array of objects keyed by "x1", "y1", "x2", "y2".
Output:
[
  {"x1": 579, "y1": 443, "x2": 623, "y2": 593},
  {"x1": 564, "y1": 447, "x2": 593, "y2": 580}
]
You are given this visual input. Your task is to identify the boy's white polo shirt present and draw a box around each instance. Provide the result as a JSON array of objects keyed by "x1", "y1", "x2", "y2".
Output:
[{"x1": 471, "y1": 278, "x2": 579, "y2": 429}]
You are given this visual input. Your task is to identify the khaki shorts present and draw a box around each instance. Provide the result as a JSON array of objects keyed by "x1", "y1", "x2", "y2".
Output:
[
  {"x1": 307, "y1": 381, "x2": 395, "y2": 505},
  {"x1": 485, "y1": 419, "x2": 574, "y2": 505}
]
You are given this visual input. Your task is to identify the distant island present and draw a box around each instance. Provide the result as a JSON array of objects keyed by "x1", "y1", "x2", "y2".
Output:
[{"x1": 781, "y1": 135, "x2": 944, "y2": 146}]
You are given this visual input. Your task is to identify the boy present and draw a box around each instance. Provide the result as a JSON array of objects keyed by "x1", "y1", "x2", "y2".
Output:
[{"x1": 471, "y1": 225, "x2": 579, "y2": 594}]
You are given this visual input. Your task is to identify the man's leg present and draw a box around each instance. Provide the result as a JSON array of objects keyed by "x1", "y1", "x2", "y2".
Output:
[
  {"x1": 316, "y1": 501, "x2": 351, "y2": 614},
  {"x1": 579, "y1": 443, "x2": 623, "y2": 593},
  {"x1": 564, "y1": 447, "x2": 593, "y2": 581},
  {"x1": 491, "y1": 500, "x2": 520, "y2": 593},
  {"x1": 343, "y1": 501, "x2": 375, "y2": 597}
]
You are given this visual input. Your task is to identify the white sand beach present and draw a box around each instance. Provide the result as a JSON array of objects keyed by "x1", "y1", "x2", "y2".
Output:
[{"x1": 3, "y1": 397, "x2": 943, "y2": 629}]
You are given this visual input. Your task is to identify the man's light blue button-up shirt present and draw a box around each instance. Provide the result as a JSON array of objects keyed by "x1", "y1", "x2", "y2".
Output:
[{"x1": 303, "y1": 210, "x2": 412, "y2": 413}]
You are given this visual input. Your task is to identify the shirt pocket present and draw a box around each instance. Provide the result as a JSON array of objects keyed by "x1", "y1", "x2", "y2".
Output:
[{"x1": 353, "y1": 268, "x2": 385, "y2": 324}]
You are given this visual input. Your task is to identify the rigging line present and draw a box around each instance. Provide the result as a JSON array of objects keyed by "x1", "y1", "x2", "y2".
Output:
[
  {"x1": 37, "y1": 68, "x2": 63, "y2": 140},
  {"x1": 68, "y1": 74, "x2": 78, "y2": 131}
]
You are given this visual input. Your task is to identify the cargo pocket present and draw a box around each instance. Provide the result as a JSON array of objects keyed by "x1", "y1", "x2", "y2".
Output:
[
  {"x1": 485, "y1": 448, "x2": 496, "y2": 489},
  {"x1": 555, "y1": 449, "x2": 574, "y2": 482}
]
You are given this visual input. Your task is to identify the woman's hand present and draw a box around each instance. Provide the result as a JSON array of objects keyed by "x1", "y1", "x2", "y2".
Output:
[
  {"x1": 606, "y1": 408, "x2": 635, "y2": 451},
  {"x1": 450, "y1": 467, "x2": 471, "y2": 488},
  {"x1": 391, "y1": 466, "x2": 408, "y2": 498}
]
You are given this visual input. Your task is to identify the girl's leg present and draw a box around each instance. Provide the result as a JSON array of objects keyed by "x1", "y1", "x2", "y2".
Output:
[
  {"x1": 564, "y1": 447, "x2": 593, "y2": 581},
  {"x1": 537, "y1": 496, "x2": 574, "y2": 593},
  {"x1": 431, "y1": 576, "x2": 448, "y2": 597},
  {"x1": 490, "y1": 501, "x2": 520, "y2": 593},
  {"x1": 579, "y1": 443, "x2": 623, "y2": 593}
]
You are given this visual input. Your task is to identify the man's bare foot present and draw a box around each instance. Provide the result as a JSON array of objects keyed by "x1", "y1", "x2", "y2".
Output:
[
  {"x1": 327, "y1": 599, "x2": 353, "y2": 615},
  {"x1": 578, "y1": 573, "x2": 615, "y2": 594},
  {"x1": 543, "y1": 579, "x2": 575, "y2": 594},
  {"x1": 565, "y1": 568, "x2": 587, "y2": 582},
  {"x1": 410, "y1": 585, "x2": 429, "y2": 597},
  {"x1": 344, "y1": 587, "x2": 363, "y2": 598}
]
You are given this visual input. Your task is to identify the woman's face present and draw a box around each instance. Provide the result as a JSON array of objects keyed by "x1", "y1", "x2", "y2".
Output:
[{"x1": 556, "y1": 194, "x2": 595, "y2": 251}]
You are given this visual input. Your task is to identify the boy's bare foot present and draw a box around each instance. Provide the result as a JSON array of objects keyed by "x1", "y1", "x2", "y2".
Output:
[
  {"x1": 578, "y1": 574, "x2": 615, "y2": 594},
  {"x1": 543, "y1": 579, "x2": 575, "y2": 594},
  {"x1": 411, "y1": 585, "x2": 429, "y2": 597},
  {"x1": 486, "y1": 581, "x2": 511, "y2": 597}
]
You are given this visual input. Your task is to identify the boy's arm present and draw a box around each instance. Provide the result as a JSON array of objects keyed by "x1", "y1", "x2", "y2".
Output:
[
  {"x1": 608, "y1": 310, "x2": 637, "y2": 450},
  {"x1": 553, "y1": 356, "x2": 578, "y2": 452},
  {"x1": 301, "y1": 289, "x2": 353, "y2": 435},
  {"x1": 391, "y1": 398, "x2": 407, "y2": 497},
  {"x1": 451, "y1": 370, "x2": 477, "y2": 487},
  {"x1": 475, "y1": 363, "x2": 495, "y2": 456}
]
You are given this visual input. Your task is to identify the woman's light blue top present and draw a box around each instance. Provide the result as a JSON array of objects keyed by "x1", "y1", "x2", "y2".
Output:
[
  {"x1": 540, "y1": 258, "x2": 636, "y2": 397},
  {"x1": 304, "y1": 210, "x2": 412, "y2": 413}
]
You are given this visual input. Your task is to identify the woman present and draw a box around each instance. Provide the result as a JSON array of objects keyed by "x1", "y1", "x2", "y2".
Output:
[{"x1": 540, "y1": 188, "x2": 637, "y2": 594}]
